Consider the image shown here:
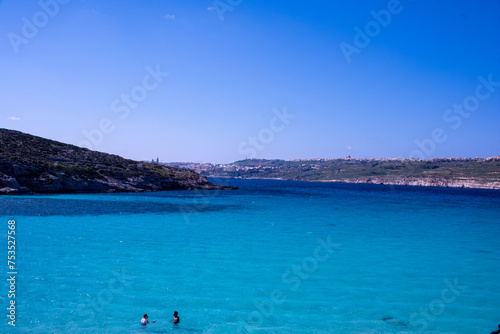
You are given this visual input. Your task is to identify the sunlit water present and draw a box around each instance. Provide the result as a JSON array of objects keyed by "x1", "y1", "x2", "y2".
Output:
[{"x1": 1, "y1": 178, "x2": 499, "y2": 333}]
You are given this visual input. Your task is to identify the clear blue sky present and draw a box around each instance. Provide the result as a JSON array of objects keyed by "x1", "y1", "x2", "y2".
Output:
[{"x1": 1, "y1": 0, "x2": 499, "y2": 163}]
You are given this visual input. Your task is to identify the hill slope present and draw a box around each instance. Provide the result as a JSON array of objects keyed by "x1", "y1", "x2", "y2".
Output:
[{"x1": 0, "y1": 129, "x2": 231, "y2": 194}]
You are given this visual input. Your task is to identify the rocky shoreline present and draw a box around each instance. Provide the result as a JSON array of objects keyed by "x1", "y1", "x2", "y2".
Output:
[
  {"x1": 226, "y1": 176, "x2": 500, "y2": 190},
  {"x1": 317, "y1": 177, "x2": 500, "y2": 190},
  {"x1": 0, "y1": 160, "x2": 232, "y2": 195},
  {"x1": 0, "y1": 129, "x2": 234, "y2": 195}
]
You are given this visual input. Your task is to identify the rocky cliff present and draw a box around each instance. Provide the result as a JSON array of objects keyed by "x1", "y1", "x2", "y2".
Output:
[
  {"x1": 0, "y1": 129, "x2": 233, "y2": 194},
  {"x1": 320, "y1": 176, "x2": 500, "y2": 190}
]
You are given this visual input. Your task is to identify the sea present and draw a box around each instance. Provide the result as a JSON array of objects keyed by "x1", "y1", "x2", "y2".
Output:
[{"x1": 1, "y1": 178, "x2": 499, "y2": 334}]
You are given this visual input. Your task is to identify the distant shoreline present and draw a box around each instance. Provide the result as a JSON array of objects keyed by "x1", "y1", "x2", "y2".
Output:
[
  {"x1": 210, "y1": 176, "x2": 500, "y2": 191},
  {"x1": 178, "y1": 158, "x2": 500, "y2": 191},
  {"x1": 314, "y1": 178, "x2": 500, "y2": 190}
]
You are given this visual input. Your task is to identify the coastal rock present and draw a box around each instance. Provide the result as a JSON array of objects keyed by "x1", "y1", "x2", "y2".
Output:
[
  {"x1": 0, "y1": 172, "x2": 30, "y2": 194},
  {"x1": 0, "y1": 128, "x2": 235, "y2": 194},
  {"x1": 326, "y1": 176, "x2": 500, "y2": 190}
]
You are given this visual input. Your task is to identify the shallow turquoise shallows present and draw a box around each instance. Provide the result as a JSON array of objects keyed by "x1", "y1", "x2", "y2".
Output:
[{"x1": 1, "y1": 178, "x2": 499, "y2": 334}]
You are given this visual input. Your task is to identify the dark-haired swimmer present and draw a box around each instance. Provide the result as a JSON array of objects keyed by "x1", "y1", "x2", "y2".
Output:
[
  {"x1": 140, "y1": 314, "x2": 156, "y2": 326},
  {"x1": 171, "y1": 311, "x2": 180, "y2": 324}
]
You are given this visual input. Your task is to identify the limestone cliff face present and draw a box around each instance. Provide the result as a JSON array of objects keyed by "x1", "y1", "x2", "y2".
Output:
[
  {"x1": 323, "y1": 176, "x2": 500, "y2": 190},
  {"x1": 0, "y1": 129, "x2": 233, "y2": 194}
]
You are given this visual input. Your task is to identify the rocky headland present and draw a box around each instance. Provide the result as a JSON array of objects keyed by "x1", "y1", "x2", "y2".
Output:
[{"x1": 0, "y1": 129, "x2": 234, "y2": 194}]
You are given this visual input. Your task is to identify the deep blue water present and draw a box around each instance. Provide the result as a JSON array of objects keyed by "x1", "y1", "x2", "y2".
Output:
[{"x1": 1, "y1": 178, "x2": 499, "y2": 333}]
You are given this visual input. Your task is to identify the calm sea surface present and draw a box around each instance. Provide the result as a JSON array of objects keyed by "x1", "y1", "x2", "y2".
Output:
[{"x1": 1, "y1": 178, "x2": 499, "y2": 333}]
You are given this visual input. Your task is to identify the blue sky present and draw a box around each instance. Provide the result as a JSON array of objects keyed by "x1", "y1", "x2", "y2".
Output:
[{"x1": 1, "y1": 0, "x2": 499, "y2": 163}]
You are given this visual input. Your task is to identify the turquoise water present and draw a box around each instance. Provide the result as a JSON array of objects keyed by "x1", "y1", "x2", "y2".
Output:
[{"x1": 1, "y1": 178, "x2": 500, "y2": 333}]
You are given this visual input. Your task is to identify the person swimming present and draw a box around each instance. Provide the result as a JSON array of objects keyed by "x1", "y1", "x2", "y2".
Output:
[
  {"x1": 171, "y1": 311, "x2": 180, "y2": 324},
  {"x1": 490, "y1": 324, "x2": 500, "y2": 334},
  {"x1": 140, "y1": 314, "x2": 156, "y2": 326}
]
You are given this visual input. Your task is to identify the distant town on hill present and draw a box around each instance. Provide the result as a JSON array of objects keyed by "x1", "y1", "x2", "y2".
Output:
[{"x1": 156, "y1": 157, "x2": 500, "y2": 190}]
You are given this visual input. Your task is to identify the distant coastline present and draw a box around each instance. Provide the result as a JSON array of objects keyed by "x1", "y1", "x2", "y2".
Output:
[
  {"x1": 316, "y1": 178, "x2": 500, "y2": 190},
  {"x1": 3, "y1": 128, "x2": 497, "y2": 193},
  {"x1": 212, "y1": 176, "x2": 500, "y2": 190},
  {"x1": 165, "y1": 158, "x2": 500, "y2": 191}
]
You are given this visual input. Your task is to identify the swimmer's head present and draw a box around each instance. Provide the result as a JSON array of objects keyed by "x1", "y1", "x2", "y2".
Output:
[
  {"x1": 143, "y1": 314, "x2": 148, "y2": 318},
  {"x1": 173, "y1": 311, "x2": 178, "y2": 316}
]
